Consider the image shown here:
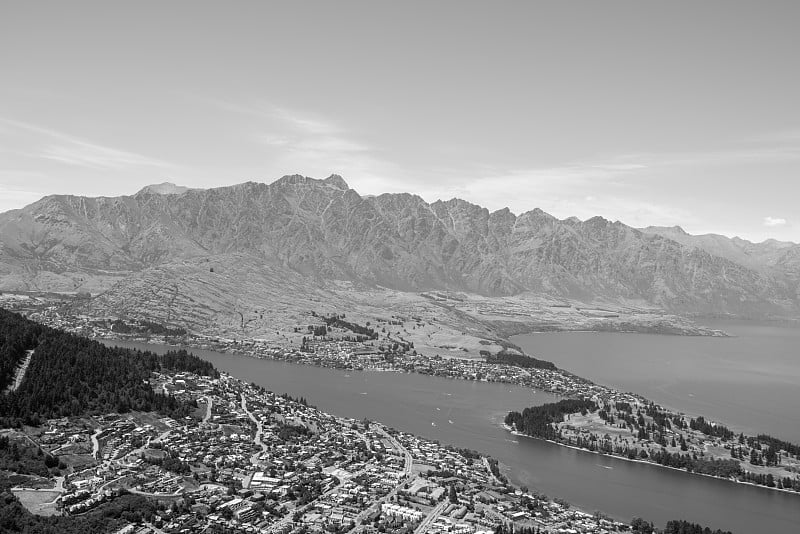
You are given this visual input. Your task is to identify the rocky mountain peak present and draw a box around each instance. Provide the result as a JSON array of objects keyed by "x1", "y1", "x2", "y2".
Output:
[
  {"x1": 271, "y1": 174, "x2": 351, "y2": 191},
  {"x1": 136, "y1": 182, "x2": 193, "y2": 196},
  {"x1": 585, "y1": 215, "x2": 611, "y2": 226},
  {"x1": 324, "y1": 174, "x2": 350, "y2": 190},
  {"x1": 670, "y1": 225, "x2": 688, "y2": 235}
]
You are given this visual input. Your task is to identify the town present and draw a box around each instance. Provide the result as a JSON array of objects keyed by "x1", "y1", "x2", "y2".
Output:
[
  {"x1": 8, "y1": 295, "x2": 799, "y2": 497},
  {"x1": 13, "y1": 297, "x2": 645, "y2": 405},
  {"x1": 5, "y1": 367, "x2": 631, "y2": 534}
]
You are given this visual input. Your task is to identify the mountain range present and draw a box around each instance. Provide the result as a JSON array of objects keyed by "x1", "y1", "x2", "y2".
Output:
[{"x1": 1, "y1": 175, "x2": 798, "y2": 321}]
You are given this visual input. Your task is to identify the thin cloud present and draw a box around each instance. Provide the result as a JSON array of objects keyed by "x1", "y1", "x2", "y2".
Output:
[
  {"x1": 271, "y1": 107, "x2": 341, "y2": 136},
  {"x1": 200, "y1": 97, "x2": 372, "y2": 159},
  {"x1": 40, "y1": 140, "x2": 173, "y2": 170},
  {"x1": 0, "y1": 117, "x2": 177, "y2": 171},
  {"x1": 763, "y1": 216, "x2": 787, "y2": 227},
  {"x1": 590, "y1": 163, "x2": 648, "y2": 171},
  {"x1": 197, "y1": 97, "x2": 342, "y2": 136},
  {"x1": 629, "y1": 139, "x2": 800, "y2": 170},
  {"x1": 242, "y1": 103, "x2": 403, "y2": 186},
  {"x1": 257, "y1": 133, "x2": 369, "y2": 154}
]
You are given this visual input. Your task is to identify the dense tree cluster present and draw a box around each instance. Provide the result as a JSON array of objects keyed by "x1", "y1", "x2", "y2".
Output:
[
  {"x1": 320, "y1": 314, "x2": 378, "y2": 340},
  {"x1": 485, "y1": 457, "x2": 508, "y2": 485},
  {"x1": 0, "y1": 487, "x2": 156, "y2": 534},
  {"x1": 0, "y1": 310, "x2": 44, "y2": 391},
  {"x1": 754, "y1": 434, "x2": 800, "y2": 458},
  {"x1": 276, "y1": 422, "x2": 313, "y2": 442},
  {"x1": 158, "y1": 349, "x2": 218, "y2": 377},
  {"x1": 647, "y1": 450, "x2": 741, "y2": 478},
  {"x1": 508, "y1": 392, "x2": 800, "y2": 492},
  {"x1": 662, "y1": 519, "x2": 732, "y2": 534},
  {"x1": 0, "y1": 309, "x2": 217, "y2": 427},
  {"x1": 630, "y1": 518, "x2": 732, "y2": 534},
  {"x1": 307, "y1": 325, "x2": 328, "y2": 337},
  {"x1": 504, "y1": 399, "x2": 597, "y2": 440},
  {"x1": 689, "y1": 416, "x2": 733, "y2": 440},
  {"x1": 141, "y1": 454, "x2": 191, "y2": 475},
  {"x1": 485, "y1": 351, "x2": 557, "y2": 371},
  {"x1": 109, "y1": 319, "x2": 186, "y2": 337},
  {"x1": 0, "y1": 435, "x2": 64, "y2": 477}
]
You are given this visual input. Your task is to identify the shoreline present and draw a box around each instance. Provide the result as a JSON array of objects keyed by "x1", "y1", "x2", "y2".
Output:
[
  {"x1": 507, "y1": 324, "x2": 731, "y2": 338},
  {"x1": 98, "y1": 335, "x2": 571, "y2": 387},
  {"x1": 104, "y1": 335, "x2": 800, "y2": 499},
  {"x1": 502, "y1": 424, "x2": 800, "y2": 498}
]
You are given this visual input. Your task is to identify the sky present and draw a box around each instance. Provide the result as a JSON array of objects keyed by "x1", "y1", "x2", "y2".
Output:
[{"x1": 1, "y1": 1, "x2": 799, "y2": 243}]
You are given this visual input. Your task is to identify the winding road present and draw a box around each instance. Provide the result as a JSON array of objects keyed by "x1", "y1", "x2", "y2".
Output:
[{"x1": 241, "y1": 393, "x2": 268, "y2": 465}]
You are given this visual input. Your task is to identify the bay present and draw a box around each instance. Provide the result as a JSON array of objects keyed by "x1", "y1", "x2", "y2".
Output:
[
  {"x1": 512, "y1": 320, "x2": 800, "y2": 443},
  {"x1": 107, "y1": 339, "x2": 800, "y2": 534}
]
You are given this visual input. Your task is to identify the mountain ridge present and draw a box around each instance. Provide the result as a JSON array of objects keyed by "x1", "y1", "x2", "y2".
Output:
[{"x1": 0, "y1": 175, "x2": 798, "y2": 318}]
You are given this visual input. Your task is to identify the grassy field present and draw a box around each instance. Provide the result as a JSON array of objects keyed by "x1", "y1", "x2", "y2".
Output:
[
  {"x1": 560, "y1": 412, "x2": 634, "y2": 440},
  {"x1": 13, "y1": 489, "x2": 61, "y2": 516}
]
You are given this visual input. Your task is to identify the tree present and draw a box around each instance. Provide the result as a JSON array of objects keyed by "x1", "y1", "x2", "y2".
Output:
[
  {"x1": 448, "y1": 484, "x2": 458, "y2": 504},
  {"x1": 630, "y1": 517, "x2": 654, "y2": 534}
]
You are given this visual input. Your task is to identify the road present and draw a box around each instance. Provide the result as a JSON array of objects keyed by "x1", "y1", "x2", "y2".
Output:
[
  {"x1": 265, "y1": 465, "x2": 375, "y2": 534},
  {"x1": 376, "y1": 426, "x2": 413, "y2": 477},
  {"x1": 128, "y1": 429, "x2": 172, "y2": 459},
  {"x1": 246, "y1": 415, "x2": 416, "y2": 533},
  {"x1": 352, "y1": 472, "x2": 415, "y2": 528},
  {"x1": 349, "y1": 427, "x2": 417, "y2": 530},
  {"x1": 414, "y1": 500, "x2": 448, "y2": 534},
  {"x1": 241, "y1": 393, "x2": 268, "y2": 465}
]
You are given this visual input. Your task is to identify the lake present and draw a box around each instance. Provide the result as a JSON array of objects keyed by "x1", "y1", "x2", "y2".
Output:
[
  {"x1": 108, "y1": 339, "x2": 800, "y2": 534},
  {"x1": 512, "y1": 320, "x2": 800, "y2": 443}
]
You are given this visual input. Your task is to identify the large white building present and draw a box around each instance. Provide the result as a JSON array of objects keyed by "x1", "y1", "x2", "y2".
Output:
[{"x1": 381, "y1": 503, "x2": 423, "y2": 522}]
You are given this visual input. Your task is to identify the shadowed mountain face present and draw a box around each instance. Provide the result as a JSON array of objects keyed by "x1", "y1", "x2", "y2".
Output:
[{"x1": 0, "y1": 175, "x2": 798, "y2": 317}]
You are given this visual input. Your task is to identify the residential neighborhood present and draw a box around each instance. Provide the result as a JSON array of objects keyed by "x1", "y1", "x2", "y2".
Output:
[{"x1": 6, "y1": 367, "x2": 631, "y2": 534}]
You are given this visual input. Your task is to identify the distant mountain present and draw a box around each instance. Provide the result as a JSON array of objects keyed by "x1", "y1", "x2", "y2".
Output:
[
  {"x1": 642, "y1": 226, "x2": 800, "y2": 297},
  {"x1": 0, "y1": 175, "x2": 798, "y2": 317}
]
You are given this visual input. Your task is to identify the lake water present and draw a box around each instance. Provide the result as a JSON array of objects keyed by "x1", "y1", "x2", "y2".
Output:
[
  {"x1": 108, "y1": 339, "x2": 800, "y2": 534},
  {"x1": 512, "y1": 320, "x2": 800, "y2": 443}
]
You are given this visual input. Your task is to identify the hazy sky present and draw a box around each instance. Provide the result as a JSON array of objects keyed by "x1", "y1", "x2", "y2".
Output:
[{"x1": 2, "y1": 1, "x2": 799, "y2": 242}]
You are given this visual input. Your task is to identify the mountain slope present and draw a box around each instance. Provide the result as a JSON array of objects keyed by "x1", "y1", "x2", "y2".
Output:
[
  {"x1": 642, "y1": 226, "x2": 799, "y2": 273},
  {"x1": 0, "y1": 175, "x2": 797, "y2": 317}
]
